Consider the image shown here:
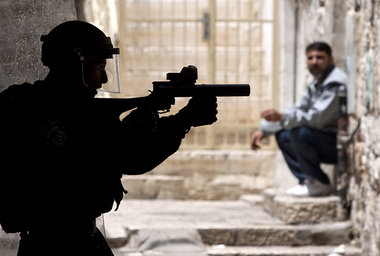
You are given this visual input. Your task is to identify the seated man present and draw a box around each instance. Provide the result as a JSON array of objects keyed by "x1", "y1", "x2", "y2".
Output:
[{"x1": 250, "y1": 41, "x2": 347, "y2": 197}]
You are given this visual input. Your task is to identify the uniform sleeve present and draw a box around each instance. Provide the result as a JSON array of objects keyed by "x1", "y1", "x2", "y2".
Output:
[{"x1": 119, "y1": 115, "x2": 188, "y2": 175}]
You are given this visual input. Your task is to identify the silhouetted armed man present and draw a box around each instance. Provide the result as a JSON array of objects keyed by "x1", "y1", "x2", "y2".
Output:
[{"x1": 0, "y1": 20, "x2": 217, "y2": 256}]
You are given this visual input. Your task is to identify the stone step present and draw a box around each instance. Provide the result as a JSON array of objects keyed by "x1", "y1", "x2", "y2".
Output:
[
  {"x1": 108, "y1": 222, "x2": 353, "y2": 248},
  {"x1": 263, "y1": 188, "x2": 341, "y2": 224},
  {"x1": 113, "y1": 244, "x2": 362, "y2": 256},
  {"x1": 153, "y1": 150, "x2": 277, "y2": 178},
  {"x1": 121, "y1": 175, "x2": 187, "y2": 200},
  {"x1": 120, "y1": 149, "x2": 292, "y2": 201},
  {"x1": 206, "y1": 245, "x2": 362, "y2": 256},
  {"x1": 105, "y1": 199, "x2": 354, "y2": 248},
  {"x1": 122, "y1": 174, "x2": 266, "y2": 200},
  {"x1": 197, "y1": 222, "x2": 353, "y2": 246}
]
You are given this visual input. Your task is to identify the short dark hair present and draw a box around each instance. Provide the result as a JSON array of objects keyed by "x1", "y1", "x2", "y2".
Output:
[{"x1": 306, "y1": 41, "x2": 332, "y2": 56}]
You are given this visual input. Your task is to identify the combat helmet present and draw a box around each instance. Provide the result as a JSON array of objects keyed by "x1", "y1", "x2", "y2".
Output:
[{"x1": 40, "y1": 20, "x2": 119, "y2": 70}]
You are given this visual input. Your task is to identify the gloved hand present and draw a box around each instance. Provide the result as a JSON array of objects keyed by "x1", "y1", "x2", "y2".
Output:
[
  {"x1": 176, "y1": 95, "x2": 218, "y2": 127},
  {"x1": 121, "y1": 107, "x2": 159, "y2": 134}
]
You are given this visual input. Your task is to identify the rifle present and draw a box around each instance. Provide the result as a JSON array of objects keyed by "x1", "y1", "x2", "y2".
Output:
[{"x1": 92, "y1": 65, "x2": 251, "y2": 117}]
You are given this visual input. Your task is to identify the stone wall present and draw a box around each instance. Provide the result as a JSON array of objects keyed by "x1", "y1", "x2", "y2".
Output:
[
  {"x1": 290, "y1": 0, "x2": 380, "y2": 255},
  {"x1": 0, "y1": 1, "x2": 77, "y2": 254},
  {"x1": 345, "y1": 1, "x2": 380, "y2": 255},
  {"x1": 0, "y1": 0, "x2": 77, "y2": 90}
]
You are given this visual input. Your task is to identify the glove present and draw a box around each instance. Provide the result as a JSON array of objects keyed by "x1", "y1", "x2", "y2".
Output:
[
  {"x1": 176, "y1": 95, "x2": 218, "y2": 127},
  {"x1": 121, "y1": 107, "x2": 159, "y2": 134}
]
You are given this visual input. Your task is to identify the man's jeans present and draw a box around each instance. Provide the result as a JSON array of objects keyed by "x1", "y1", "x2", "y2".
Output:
[{"x1": 275, "y1": 126, "x2": 337, "y2": 185}]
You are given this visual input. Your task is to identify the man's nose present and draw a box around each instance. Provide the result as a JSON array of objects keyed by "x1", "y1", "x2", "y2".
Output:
[{"x1": 310, "y1": 57, "x2": 318, "y2": 64}]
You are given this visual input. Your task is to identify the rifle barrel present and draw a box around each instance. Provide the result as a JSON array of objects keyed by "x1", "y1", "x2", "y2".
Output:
[
  {"x1": 153, "y1": 83, "x2": 251, "y2": 97},
  {"x1": 92, "y1": 83, "x2": 250, "y2": 115}
]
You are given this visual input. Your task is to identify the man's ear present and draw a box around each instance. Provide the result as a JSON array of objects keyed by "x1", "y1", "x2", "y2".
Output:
[
  {"x1": 73, "y1": 47, "x2": 85, "y2": 62},
  {"x1": 329, "y1": 55, "x2": 334, "y2": 65}
]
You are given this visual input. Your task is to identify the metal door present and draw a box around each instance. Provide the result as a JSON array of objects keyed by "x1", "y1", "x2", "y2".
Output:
[{"x1": 117, "y1": 0, "x2": 278, "y2": 149}]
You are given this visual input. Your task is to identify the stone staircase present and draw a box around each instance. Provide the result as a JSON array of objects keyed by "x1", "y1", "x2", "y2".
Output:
[
  {"x1": 121, "y1": 150, "x2": 278, "y2": 201},
  {"x1": 106, "y1": 150, "x2": 362, "y2": 256},
  {"x1": 106, "y1": 194, "x2": 361, "y2": 256}
]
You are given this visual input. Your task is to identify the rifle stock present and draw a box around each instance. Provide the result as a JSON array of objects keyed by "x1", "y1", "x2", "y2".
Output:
[{"x1": 92, "y1": 96, "x2": 153, "y2": 117}]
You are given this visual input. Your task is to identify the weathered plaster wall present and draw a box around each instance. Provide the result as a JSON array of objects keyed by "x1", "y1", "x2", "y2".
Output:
[{"x1": 0, "y1": 0, "x2": 77, "y2": 90}]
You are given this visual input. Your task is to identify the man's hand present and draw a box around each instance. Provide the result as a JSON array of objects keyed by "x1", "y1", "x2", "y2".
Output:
[
  {"x1": 250, "y1": 130, "x2": 264, "y2": 150},
  {"x1": 177, "y1": 96, "x2": 218, "y2": 127},
  {"x1": 261, "y1": 109, "x2": 282, "y2": 122}
]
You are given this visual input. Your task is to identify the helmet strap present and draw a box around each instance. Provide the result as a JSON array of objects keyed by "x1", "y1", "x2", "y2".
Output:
[{"x1": 80, "y1": 61, "x2": 90, "y2": 88}]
